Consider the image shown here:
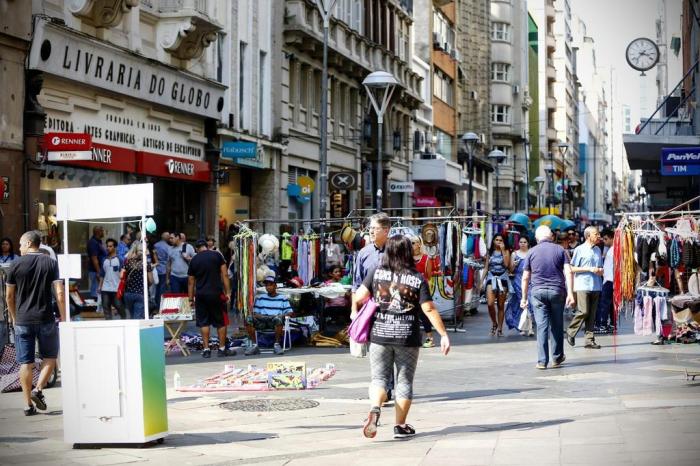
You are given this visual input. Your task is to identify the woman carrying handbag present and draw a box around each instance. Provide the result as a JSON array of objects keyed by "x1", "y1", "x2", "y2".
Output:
[{"x1": 352, "y1": 235, "x2": 450, "y2": 440}]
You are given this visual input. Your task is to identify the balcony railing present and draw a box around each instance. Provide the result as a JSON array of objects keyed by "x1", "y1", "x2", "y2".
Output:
[
  {"x1": 159, "y1": 0, "x2": 208, "y2": 16},
  {"x1": 636, "y1": 118, "x2": 694, "y2": 136}
]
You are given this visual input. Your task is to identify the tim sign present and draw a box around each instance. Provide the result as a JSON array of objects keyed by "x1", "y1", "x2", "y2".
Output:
[{"x1": 661, "y1": 147, "x2": 700, "y2": 176}]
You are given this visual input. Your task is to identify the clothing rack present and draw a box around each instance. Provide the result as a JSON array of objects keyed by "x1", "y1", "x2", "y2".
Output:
[{"x1": 615, "y1": 209, "x2": 700, "y2": 217}]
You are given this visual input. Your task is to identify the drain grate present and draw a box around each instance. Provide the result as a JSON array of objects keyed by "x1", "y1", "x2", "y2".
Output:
[{"x1": 220, "y1": 398, "x2": 320, "y2": 412}]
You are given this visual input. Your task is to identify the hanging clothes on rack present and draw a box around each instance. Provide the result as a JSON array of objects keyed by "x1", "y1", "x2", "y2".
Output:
[{"x1": 232, "y1": 230, "x2": 258, "y2": 321}]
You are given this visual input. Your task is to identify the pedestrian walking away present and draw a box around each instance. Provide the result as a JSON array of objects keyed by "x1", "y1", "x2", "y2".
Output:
[
  {"x1": 4, "y1": 231, "x2": 66, "y2": 416},
  {"x1": 188, "y1": 239, "x2": 234, "y2": 358},
  {"x1": 99, "y1": 238, "x2": 126, "y2": 320},
  {"x1": 154, "y1": 231, "x2": 171, "y2": 309},
  {"x1": 353, "y1": 235, "x2": 450, "y2": 440},
  {"x1": 483, "y1": 234, "x2": 511, "y2": 337},
  {"x1": 121, "y1": 242, "x2": 153, "y2": 320},
  {"x1": 521, "y1": 226, "x2": 575, "y2": 369},
  {"x1": 566, "y1": 226, "x2": 604, "y2": 349}
]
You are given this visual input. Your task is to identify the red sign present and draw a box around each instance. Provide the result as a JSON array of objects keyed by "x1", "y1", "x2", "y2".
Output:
[
  {"x1": 44, "y1": 133, "x2": 92, "y2": 151},
  {"x1": 53, "y1": 143, "x2": 137, "y2": 173},
  {"x1": 137, "y1": 152, "x2": 210, "y2": 183},
  {"x1": 414, "y1": 196, "x2": 439, "y2": 207}
]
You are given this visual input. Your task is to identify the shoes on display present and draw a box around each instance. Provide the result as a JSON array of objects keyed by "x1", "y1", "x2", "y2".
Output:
[
  {"x1": 552, "y1": 355, "x2": 566, "y2": 368},
  {"x1": 273, "y1": 343, "x2": 284, "y2": 355},
  {"x1": 393, "y1": 424, "x2": 416, "y2": 439},
  {"x1": 584, "y1": 342, "x2": 601, "y2": 349},
  {"x1": 244, "y1": 344, "x2": 261, "y2": 356},
  {"x1": 535, "y1": 363, "x2": 547, "y2": 370},
  {"x1": 422, "y1": 338, "x2": 435, "y2": 348},
  {"x1": 566, "y1": 334, "x2": 575, "y2": 347},
  {"x1": 202, "y1": 348, "x2": 211, "y2": 358},
  {"x1": 24, "y1": 405, "x2": 37, "y2": 416},
  {"x1": 31, "y1": 389, "x2": 47, "y2": 411},
  {"x1": 362, "y1": 407, "x2": 381, "y2": 438}
]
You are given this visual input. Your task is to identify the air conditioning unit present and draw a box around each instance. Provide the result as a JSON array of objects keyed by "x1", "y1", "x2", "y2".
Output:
[
  {"x1": 469, "y1": 90, "x2": 478, "y2": 100},
  {"x1": 479, "y1": 133, "x2": 487, "y2": 144},
  {"x1": 433, "y1": 32, "x2": 441, "y2": 49},
  {"x1": 444, "y1": 42, "x2": 451, "y2": 54},
  {"x1": 513, "y1": 85, "x2": 520, "y2": 95},
  {"x1": 413, "y1": 130, "x2": 426, "y2": 153}
]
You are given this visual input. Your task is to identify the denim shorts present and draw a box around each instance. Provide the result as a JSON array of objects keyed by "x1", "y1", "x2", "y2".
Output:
[{"x1": 14, "y1": 322, "x2": 59, "y2": 364}]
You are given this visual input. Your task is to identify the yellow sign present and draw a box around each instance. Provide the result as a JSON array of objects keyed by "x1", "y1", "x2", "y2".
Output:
[{"x1": 297, "y1": 175, "x2": 315, "y2": 197}]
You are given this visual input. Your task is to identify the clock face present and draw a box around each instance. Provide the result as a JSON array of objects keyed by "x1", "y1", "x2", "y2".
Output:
[{"x1": 626, "y1": 38, "x2": 660, "y2": 72}]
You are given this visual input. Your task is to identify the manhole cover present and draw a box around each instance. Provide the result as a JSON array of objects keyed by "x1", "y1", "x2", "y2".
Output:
[{"x1": 220, "y1": 398, "x2": 319, "y2": 412}]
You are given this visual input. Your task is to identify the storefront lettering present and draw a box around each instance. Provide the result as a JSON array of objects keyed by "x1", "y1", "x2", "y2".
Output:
[
  {"x1": 92, "y1": 147, "x2": 112, "y2": 164},
  {"x1": 30, "y1": 20, "x2": 225, "y2": 118},
  {"x1": 166, "y1": 159, "x2": 195, "y2": 176}
]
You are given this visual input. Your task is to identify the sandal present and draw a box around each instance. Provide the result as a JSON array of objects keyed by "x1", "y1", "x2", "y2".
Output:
[
  {"x1": 497, "y1": 328, "x2": 504, "y2": 337},
  {"x1": 490, "y1": 324, "x2": 497, "y2": 336},
  {"x1": 362, "y1": 406, "x2": 381, "y2": 438}
]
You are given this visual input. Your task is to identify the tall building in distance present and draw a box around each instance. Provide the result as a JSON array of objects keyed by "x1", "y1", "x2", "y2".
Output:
[
  {"x1": 552, "y1": 0, "x2": 580, "y2": 218},
  {"x1": 574, "y1": 16, "x2": 609, "y2": 222},
  {"x1": 489, "y1": 0, "x2": 531, "y2": 216},
  {"x1": 456, "y1": 0, "x2": 493, "y2": 214},
  {"x1": 528, "y1": 0, "x2": 559, "y2": 214}
]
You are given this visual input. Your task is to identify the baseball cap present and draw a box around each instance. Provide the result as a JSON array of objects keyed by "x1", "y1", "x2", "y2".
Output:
[
  {"x1": 195, "y1": 239, "x2": 208, "y2": 248},
  {"x1": 263, "y1": 271, "x2": 276, "y2": 284}
]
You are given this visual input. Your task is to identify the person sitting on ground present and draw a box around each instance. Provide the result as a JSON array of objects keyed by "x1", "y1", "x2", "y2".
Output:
[
  {"x1": 245, "y1": 272, "x2": 294, "y2": 355},
  {"x1": 323, "y1": 266, "x2": 351, "y2": 325}
]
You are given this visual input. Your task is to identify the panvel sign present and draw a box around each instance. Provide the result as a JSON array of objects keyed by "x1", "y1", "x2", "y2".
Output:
[
  {"x1": 28, "y1": 19, "x2": 225, "y2": 119},
  {"x1": 661, "y1": 147, "x2": 700, "y2": 176}
]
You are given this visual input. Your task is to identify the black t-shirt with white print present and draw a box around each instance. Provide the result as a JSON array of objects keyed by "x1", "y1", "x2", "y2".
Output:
[{"x1": 362, "y1": 267, "x2": 432, "y2": 347}]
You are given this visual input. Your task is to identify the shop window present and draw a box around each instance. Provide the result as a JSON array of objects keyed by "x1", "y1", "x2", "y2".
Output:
[{"x1": 491, "y1": 104, "x2": 511, "y2": 124}]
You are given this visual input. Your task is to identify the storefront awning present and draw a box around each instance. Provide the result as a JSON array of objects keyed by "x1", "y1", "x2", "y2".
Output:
[
  {"x1": 623, "y1": 133, "x2": 700, "y2": 170},
  {"x1": 411, "y1": 157, "x2": 463, "y2": 188}
]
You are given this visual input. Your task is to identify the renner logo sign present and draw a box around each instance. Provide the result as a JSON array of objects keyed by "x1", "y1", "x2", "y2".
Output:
[
  {"x1": 166, "y1": 159, "x2": 195, "y2": 176},
  {"x1": 45, "y1": 132, "x2": 92, "y2": 151}
]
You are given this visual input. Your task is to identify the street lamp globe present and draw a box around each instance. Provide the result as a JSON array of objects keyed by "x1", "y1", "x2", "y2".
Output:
[
  {"x1": 363, "y1": 71, "x2": 398, "y2": 211},
  {"x1": 461, "y1": 132, "x2": 479, "y2": 153},
  {"x1": 557, "y1": 141, "x2": 570, "y2": 157},
  {"x1": 488, "y1": 149, "x2": 506, "y2": 164}
]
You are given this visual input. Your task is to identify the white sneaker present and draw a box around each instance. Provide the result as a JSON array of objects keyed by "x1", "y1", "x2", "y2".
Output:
[
  {"x1": 244, "y1": 344, "x2": 260, "y2": 356},
  {"x1": 273, "y1": 343, "x2": 284, "y2": 354}
]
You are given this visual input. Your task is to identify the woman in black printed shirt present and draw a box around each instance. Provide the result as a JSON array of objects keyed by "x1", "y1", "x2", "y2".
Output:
[
  {"x1": 353, "y1": 235, "x2": 451, "y2": 440},
  {"x1": 121, "y1": 242, "x2": 153, "y2": 320}
]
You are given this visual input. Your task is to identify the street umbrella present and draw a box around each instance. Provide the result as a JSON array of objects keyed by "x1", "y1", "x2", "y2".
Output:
[
  {"x1": 560, "y1": 219, "x2": 576, "y2": 231},
  {"x1": 533, "y1": 215, "x2": 564, "y2": 231},
  {"x1": 508, "y1": 213, "x2": 531, "y2": 227}
]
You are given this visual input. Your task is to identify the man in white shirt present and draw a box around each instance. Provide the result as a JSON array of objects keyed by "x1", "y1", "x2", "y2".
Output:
[{"x1": 595, "y1": 229, "x2": 615, "y2": 333}]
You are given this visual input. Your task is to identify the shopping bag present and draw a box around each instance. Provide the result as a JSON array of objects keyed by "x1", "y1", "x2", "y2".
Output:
[
  {"x1": 518, "y1": 308, "x2": 531, "y2": 333},
  {"x1": 347, "y1": 299, "x2": 377, "y2": 344}
]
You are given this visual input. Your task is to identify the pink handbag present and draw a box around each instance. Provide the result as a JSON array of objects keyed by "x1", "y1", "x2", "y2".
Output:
[{"x1": 347, "y1": 299, "x2": 378, "y2": 343}]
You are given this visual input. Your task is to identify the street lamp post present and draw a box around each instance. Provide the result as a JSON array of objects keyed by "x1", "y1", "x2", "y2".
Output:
[
  {"x1": 314, "y1": 0, "x2": 336, "y2": 274},
  {"x1": 488, "y1": 149, "x2": 506, "y2": 219},
  {"x1": 533, "y1": 176, "x2": 546, "y2": 214},
  {"x1": 558, "y1": 142, "x2": 570, "y2": 218},
  {"x1": 545, "y1": 153, "x2": 555, "y2": 215},
  {"x1": 461, "y1": 132, "x2": 479, "y2": 216},
  {"x1": 524, "y1": 139, "x2": 531, "y2": 215},
  {"x1": 363, "y1": 71, "x2": 398, "y2": 212}
]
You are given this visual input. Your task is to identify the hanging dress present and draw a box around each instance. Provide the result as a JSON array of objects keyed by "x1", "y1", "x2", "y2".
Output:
[{"x1": 505, "y1": 250, "x2": 528, "y2": 330}]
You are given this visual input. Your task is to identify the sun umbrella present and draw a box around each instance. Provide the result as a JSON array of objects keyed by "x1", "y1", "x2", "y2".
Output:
[
  {"x1": 560, "y1": 219, "x2": 576, "y2": 231},
  {"x1": 508, "y1": 213, "x2": 531, "y2": 227},
  {"x1": 533, "y1": 215, "x2": 564, "y2": 230}
]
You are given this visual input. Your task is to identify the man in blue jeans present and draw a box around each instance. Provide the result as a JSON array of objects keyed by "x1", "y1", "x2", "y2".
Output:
[
  {"x1": 87, "y1": 226, "x2": 106, "y2": 300},
  {"x1": 5, "y1": 231, "x2": 66, "y2": 415},
  {"x1": 521, "y1": 225, "x2": 575, "y2": 370}
]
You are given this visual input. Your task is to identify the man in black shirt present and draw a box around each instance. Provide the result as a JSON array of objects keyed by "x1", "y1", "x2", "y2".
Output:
[
  {"x1": 188, "y1": 239, "x2": 234, "y2": 358},
  {"x1": 5, "y1": 231, "x2": 66, "y2": 415}
]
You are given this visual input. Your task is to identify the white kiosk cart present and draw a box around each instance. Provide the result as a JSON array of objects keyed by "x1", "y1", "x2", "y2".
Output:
[{"x1": 57, "y1": 184, "x2": 168, "y2": 447}]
